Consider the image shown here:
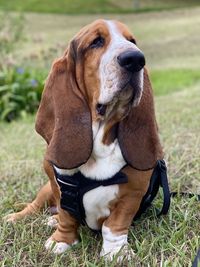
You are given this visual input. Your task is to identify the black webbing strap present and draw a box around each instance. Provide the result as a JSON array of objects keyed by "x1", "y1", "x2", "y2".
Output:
[
  {"x1": 134, "y1": 159, "x2": 171, "y2": 220},
  {"x1": 157, "y1": 160, "x2": 171, "y2": 215}
]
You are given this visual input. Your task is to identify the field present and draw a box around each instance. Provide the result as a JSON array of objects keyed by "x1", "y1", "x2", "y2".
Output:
[
  {"x1": 0, "y1": 0, "x2": 200, "y2": 14},
  {"x1": 0, "y1": 6, "x2": 200, "y2": 267}
]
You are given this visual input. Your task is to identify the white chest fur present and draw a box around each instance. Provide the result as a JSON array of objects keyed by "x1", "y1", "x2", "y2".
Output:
[{"x1": 79, "y1": 122, "x2": 126, "y2": 180}]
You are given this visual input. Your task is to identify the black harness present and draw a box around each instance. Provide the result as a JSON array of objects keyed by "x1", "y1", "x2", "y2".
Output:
[{"x1": 53, "y1": 159, "x2": 170, "y2": 225}]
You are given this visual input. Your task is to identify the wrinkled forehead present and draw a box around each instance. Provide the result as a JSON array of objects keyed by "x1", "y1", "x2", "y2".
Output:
[{"x1": 74, "y1": 19, "x2": 134, "y2": 48}]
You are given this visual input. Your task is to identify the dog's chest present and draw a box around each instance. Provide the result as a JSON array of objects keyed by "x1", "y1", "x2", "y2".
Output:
[{"x1": 79, "y1": 122, "x2": 126, "y2": 180}]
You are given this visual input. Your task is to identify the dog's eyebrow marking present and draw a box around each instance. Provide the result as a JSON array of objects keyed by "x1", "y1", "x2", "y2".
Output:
[
  {"x1": 106, "y1": 20, "x2": 124, "y2": 42},
  {"x1": 105, "y1": 20, "x2": 138, "y2": 49}
]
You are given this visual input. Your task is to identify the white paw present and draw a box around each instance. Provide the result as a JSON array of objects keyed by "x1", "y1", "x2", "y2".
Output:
[
  {"x1": 46, "y1": 216, "x2": 58, "y2": 228},
  {"x1": 101, "y1": 225, "x2": 135, "y2": 262},
  {"x1": 45, "y1": 237, "x2": 78, "y2": 254},
  {"x1": 100, "y1": 245, "x2": 134, "y2": 262}
]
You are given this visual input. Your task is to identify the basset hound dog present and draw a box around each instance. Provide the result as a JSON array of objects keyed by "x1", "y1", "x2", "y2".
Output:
[{"x1": 4, "y1": 19, "x2": 165, "y2": 261}]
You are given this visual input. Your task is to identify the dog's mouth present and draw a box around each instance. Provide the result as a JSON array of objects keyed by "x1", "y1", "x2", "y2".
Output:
[
  {"x1": 115, "y1": 69, "x2": 144, "y2": 106},
  {"x1": 96, "y1": 69, "x2": 144, "y2": 117},
  {"x1": 96, "y1": 103, "x2": 107, "y2": 116}
]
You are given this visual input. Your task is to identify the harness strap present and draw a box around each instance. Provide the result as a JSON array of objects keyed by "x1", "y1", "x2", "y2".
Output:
[
  {"x1": 134, "y1": 159, "x2": 170, "y2": 219},
  {"x1": 157, "y1": 160, "x2": 171, "y2": 216}
]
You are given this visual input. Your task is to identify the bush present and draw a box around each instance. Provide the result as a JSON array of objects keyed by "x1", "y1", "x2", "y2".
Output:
[
  {"x1": 0, "y1": 67, "x2": 46, "y2": 122},
  {"x1": 0, "y1": 13, "x2": 48, "y2": 122}
]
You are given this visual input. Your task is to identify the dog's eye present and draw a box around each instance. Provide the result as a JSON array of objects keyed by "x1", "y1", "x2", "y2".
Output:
[
  {"x1": 90, "y1": 36, "x2": 105, "y2": 48},
  {"x1": 129, "y1": 38, "x2": 136, "y2": 45}
]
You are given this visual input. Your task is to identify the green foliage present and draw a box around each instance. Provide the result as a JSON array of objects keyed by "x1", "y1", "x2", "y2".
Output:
[
  {"x1": 0, "y1": 13, "x2": 44, "y2": 122},
  {"x1": 0, "y1": 67, "x2": 46, "y2": 122}
]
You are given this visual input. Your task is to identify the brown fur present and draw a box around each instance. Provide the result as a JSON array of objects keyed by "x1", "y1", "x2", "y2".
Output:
[{"x1": 106, "y1": 166, "x2": 153, "y2": 234}]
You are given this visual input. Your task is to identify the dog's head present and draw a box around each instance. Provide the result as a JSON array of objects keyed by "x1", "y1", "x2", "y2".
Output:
[{"x1": 36, "y1": 19, "x2": 163, "y2": 170}]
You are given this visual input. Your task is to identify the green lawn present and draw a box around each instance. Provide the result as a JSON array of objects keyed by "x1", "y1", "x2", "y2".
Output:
[
  {"x1": 0, "y1": 6, "x2": 200, "y2": 267},
  {"x1": 0, "y1": 84, "x2": 199, "y2": 267},
  {"x1": 151, "y1": 69, "x2": 200, "y2": 96},
  {"x1": 0, "y1": 0, "x2": 199, "y2": 14}
]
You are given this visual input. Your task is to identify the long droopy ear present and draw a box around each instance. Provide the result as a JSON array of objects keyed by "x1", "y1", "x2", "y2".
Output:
[
  {"x1": 118, "y1": 68, "x2": 163, "y2": 171},
  {"x1": 35, "y1": 45, "x2": 92, "y2": 169}
]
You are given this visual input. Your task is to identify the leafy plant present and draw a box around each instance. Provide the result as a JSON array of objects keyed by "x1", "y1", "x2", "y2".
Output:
[{"x1": 0, "y1": 67, "x2": 46, "y2": 122}]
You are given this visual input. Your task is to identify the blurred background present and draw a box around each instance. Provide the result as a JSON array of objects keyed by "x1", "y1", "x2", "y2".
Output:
[
  {"x1": 0, "y1": 0, "x2": 200, "y2": 121},
  {"x1": 0, "y1": 1, "x2": 200, "y2": 266}
]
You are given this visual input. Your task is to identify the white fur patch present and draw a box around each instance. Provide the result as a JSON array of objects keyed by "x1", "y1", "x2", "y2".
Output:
[
  {"x1": 45, "y1": 237, "x2": 78, "y2": 254},
  {"x1": 46, "y1": 216, "x2": 58, "y2": 228},
  {"x1": 100, "y1": 225, "x2": 132, "y2": 261},
  {"x1": 83, "y1": 185, "x2": 119, "y2": 230},
  {"x1": 99, "y1": 20, "x2": 143, "y2": 105},
  {"x1": 79, "y1": 122, "x2": 126, "y2": 180}
]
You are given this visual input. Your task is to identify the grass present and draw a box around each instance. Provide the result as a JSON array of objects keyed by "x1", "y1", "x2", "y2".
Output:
[
  {"x1": 0, "y1": 0, "x2": 200, "y2": 14},
  {"x1": 0, "y1": 6, "x2": 200, "y2": 267},
  {"x1": 0, "y1": 85, "x2": 199, "y2": 267},
  {"x1": 150, "y1": 69, "x2": 200, "y2": 96}
]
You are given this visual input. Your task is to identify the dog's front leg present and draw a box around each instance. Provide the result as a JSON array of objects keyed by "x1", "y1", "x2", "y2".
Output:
[
  {"x1": 100, "y1": 167, "x2": 153, "y2": 262},
  {"x1": 45, "y1": 207, "x2": 79, "y2": 254}
]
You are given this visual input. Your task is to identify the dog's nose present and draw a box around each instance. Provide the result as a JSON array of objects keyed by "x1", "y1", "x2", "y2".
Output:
[{"x1": 117, "y1": 50, "x2": 145, "y2": 72}]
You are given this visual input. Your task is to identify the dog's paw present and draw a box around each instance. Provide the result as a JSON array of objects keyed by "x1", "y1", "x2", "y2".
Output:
[
  {"x1": 45, "y1": 237, "x2": 78, "y2": 254},
  {"x1": 100, "y1": 225, "x2": 134, "y2": 262},
  {"x1": 3, "y1": 213, "x2": 18, "y2": 223},
  {"x1": 100, "y1": 245, "x2": 134, "y2": 262},
  {"x1": 46, "y1": 216, "x2": 58, "y2": 228}
]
